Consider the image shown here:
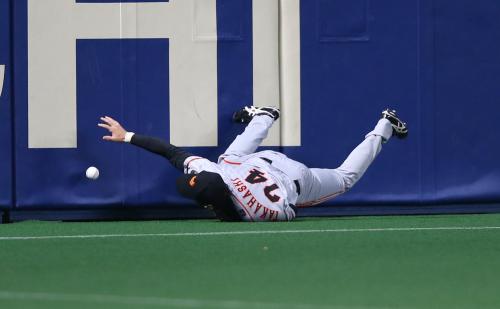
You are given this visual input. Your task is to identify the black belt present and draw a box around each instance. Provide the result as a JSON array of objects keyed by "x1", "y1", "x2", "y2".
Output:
[
  {"x1": 260, "y1": 157, "x2": 272, "y2": 164},
  {"x1": 260, "y1": 157, "x2": 301, "y2": 195},
  {"x1": 294, "y1": 180, "x2": 301, "y2": 195}
]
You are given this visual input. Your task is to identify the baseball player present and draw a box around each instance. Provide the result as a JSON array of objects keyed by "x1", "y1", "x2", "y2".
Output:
[{"x1": 98, "y1": 107, "x2": 408, "y2": 222}]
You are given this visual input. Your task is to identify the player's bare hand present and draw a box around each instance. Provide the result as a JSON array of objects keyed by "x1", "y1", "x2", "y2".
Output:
[{"x1": 98, "y1": 116, "x2": 127, "y2": 142}]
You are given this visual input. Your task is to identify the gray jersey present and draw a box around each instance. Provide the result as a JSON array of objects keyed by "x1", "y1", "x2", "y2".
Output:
[{"x1": 184, "y1": 152, "x2": 297, "y2": 221}]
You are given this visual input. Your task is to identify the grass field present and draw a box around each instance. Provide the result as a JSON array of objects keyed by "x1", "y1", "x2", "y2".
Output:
[{"x1": 1, "y1": 214, "x2": 500, "y2": 309}]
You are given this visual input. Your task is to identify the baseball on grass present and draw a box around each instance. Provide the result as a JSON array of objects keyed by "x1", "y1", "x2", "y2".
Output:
[{"x1": 86, "y1": 166, "x2": 100, "y2": 180}]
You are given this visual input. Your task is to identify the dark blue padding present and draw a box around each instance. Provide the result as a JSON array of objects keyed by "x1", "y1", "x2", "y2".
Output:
[
  {"x1": 216, "y1": 0, "x2": 258, "y2": 150},
  {"x1": 7, "y1": 0, "x2": 500, "y2": 218},
  {"x1": 284, "y1": 0, "x2": 421, "y2": 205},
  {"x1": 318, "y1": 0, "x2": 369, "y2": 42},
  {"x1": 15, "y1": 38, "x2": 181, "y2": 208},
  {"x1": 7, "y1": 203, "x2": 500, "y2": 223},
  {"x1": 0, "y1": 0, "x2": 12, "y2": 209},
  {"x1": 8, "y1": 207, "x2": 214, "y2": 223},
  {"x1": 297, "y1": 203, "x2": 500, "y2": 217},
  {"x1": 76, "y1": 39, "x2": 175, "y2": 207},
  {"x1": 431, "y1": 0, "x2": 500, "y2": 203},
  {"x1": 282, "y1": 0, "x2": 500, "y2": 208}
]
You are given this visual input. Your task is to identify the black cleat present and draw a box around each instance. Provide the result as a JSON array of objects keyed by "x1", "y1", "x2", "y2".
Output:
[
  {"x1": 232, "y1": 106, "x2": 280, "y2": 124},
  {"x1": 382, "y1": 108, "x2": 408, "y2": 139}
]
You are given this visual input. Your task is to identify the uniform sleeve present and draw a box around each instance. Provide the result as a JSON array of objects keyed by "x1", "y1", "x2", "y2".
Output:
[
  {"x1": 129, "y1": 134, "x2": 193, "y2": 171},
  {"x1": 183, "y1": 156, "x2": 221, "y2": 175}
]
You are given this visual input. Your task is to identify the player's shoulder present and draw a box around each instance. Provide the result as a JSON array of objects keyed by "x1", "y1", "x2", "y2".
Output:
[{"x1": 184, "y1": 156, "x2": 219, "y2": 174}]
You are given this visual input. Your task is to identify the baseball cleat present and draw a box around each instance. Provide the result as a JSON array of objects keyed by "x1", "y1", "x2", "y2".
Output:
[
  {"x1": 232, "y1": 106, "x2": 280, "y2": 123},
  {"x1": 382, "y1": 108, "x2": 408, "y2": 139}
]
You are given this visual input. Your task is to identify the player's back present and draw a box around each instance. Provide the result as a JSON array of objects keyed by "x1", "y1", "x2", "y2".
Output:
[{"x1": 218, "y1": 153, "x2": 298, "y2": 221}]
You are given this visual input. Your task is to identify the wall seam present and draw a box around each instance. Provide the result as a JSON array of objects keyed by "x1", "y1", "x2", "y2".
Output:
[
  {"x1": 9, "y1": 0, "x2": 17, "y2": 212},
  {"x1": 278, "y1": 0, "x2": 283, "y2": 150}
]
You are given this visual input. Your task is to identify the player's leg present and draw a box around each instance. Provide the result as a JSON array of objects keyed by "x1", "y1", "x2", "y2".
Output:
[
  {"x1": 219, "y1": 106, "x2": 280, "y2": 161},
  {"x1": 297, "y1": 110, "x2": 407, "y2": 207}
]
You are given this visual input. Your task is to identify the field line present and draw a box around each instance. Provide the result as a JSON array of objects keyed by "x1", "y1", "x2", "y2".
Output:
[
  {"x1": 0, "y1": 290, "x2": 383, "y2": 309},
  {"x1": 0, "y1": 226, "x2": 500, "y2": 240}
]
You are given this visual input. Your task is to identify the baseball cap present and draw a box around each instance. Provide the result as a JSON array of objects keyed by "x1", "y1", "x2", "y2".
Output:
[{"x1": 176, "y1": 171, "x2": 242, "y2": 221}]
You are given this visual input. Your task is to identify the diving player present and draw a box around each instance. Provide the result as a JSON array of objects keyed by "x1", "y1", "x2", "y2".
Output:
[{"x1": 98, "y1": 107, "x2": 407, "y2": 221}]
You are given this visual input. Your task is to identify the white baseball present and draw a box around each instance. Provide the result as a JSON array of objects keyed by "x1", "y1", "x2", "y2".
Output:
[{"x1": 86, "y1": 166, "x2": 100, "y2": 180}]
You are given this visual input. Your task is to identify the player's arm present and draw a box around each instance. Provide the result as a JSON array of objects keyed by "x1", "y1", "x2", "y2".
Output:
[{"x1": 98, "y1": 116, "x2": 192, "y2": 171}]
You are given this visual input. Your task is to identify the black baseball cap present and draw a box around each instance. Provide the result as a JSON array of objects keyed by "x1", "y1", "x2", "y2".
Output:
[{"x1": 176, "y1": 171, "x2": 242, "y2": 221}]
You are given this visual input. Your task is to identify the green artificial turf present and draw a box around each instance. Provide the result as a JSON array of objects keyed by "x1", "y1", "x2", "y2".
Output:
[{"x1": 1, "y1": 214, "x2": 500, "y2": 308}]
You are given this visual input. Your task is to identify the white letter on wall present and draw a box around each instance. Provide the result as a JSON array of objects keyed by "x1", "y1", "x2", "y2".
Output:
[
  {"x1": 0, "y1": 65, "x2": 4, "y2": 97},
  {"x1": 253, "y1": 0, "x2": 301, "y2": 146},
  {"x1": 279, "y1": 0, "x2": 301, "y2": 146},
  {"x1": 28, "y1": 0, "x2": 217, "y2": 148},
  {"x1": 252, "y1": 0, "x2": 280, "y2": 146}
]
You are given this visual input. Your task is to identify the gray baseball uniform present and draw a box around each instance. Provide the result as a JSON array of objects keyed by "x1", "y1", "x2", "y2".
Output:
[{"x1": 183, "y1": 115, "x2": 393, "y2": 221}]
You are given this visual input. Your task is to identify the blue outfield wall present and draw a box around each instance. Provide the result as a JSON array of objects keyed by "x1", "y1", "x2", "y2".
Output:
[
  {"x1": 0, "y1": 0, "x2": 12, "y2": 210},
  {"x1": 3, "y1": 0, "x2": 500, "y2": 221}
]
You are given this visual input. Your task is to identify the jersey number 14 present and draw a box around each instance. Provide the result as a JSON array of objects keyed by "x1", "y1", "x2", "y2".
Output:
[{"x1": 245, "y1": 169, "x2": 281, "y2": 203}]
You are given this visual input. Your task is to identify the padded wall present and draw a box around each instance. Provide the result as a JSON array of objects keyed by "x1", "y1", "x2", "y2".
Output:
[
  {"x1": 12, "y1": 0, "x2": 257, "y2": 210},
  {"x1": 0, "y1": 0, "x2": 12, "y2": 209},
  {"x1": 289, "y1": 0, "x2": 421, "y2": 204},
  {"x1": 431, "y1": 0, "x2": 500, "y2": 203},
  {"x1": 4, "y1": 0, "x2": 500, "y2": 217},
  {"x1": 286, "y1": 0, "x2": 500, "y2": 207}
]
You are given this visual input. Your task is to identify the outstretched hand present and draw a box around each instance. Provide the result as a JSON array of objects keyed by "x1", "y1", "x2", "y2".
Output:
[{"x1": 98, "y1": 116, "x2": 127, "y2": 142}]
